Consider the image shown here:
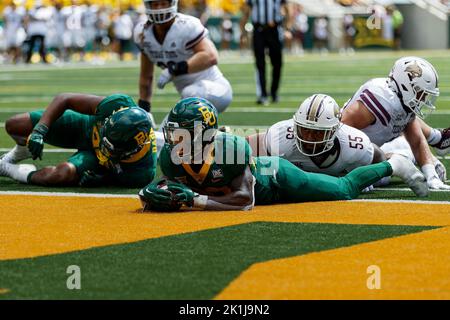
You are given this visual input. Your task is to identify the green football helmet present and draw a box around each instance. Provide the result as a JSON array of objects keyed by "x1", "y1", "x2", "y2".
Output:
[
  {"x1": 163, "y1": 97, "x2": 219, "y2": 150},
  {"x1": 98, "y1": 107, "x2": 153, "y2": 164}
]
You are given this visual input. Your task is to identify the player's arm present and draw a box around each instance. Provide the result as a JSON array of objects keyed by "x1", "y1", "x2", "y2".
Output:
[
  {"x1": 194, "y1": 166, "x2": 255, "y2": 211},
  {"x1": 341, "y1": 100, "x2": 376, "y2": 130},
  {"x1": 138, "y1": 53, "x2": 154, "y2": 110},
  {"x1": 26, "y1": 93, "x2": 104, "y2": 160},
  {"x1": 186, "y1": 37, "x2": 219, "y2": 74},
  {"x1": 404, "y1": 118, "x2": 448, "y2": 189},
  {"x1": 36, "y1": 93, "x2": 103, "y2": 128}
]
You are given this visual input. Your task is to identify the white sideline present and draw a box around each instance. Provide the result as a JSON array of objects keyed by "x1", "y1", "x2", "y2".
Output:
[{"x1": 0, "y1": 191, "x2": 448, "y2": 204}]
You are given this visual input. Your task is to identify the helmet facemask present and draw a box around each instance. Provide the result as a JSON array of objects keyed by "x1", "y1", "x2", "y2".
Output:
[
  {"x1": 293, "y1": 120, "x2": 340, "y2": 156},
  {"x1": 406, "y1": 85, "x2": 439, "y2": 119},
  {"x1": 144, "y1": 0, "x2": 178, "y2": 24},
  {"x1": 164, "y1": 121, "x2": 217, "y2": 164}
]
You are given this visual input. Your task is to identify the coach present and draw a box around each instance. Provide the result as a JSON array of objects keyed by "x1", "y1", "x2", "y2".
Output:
[{"x1": 240, "y1": 0, "x2": 291, "y2": 105}]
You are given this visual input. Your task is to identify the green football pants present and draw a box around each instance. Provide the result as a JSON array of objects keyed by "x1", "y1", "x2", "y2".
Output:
[{"x1": 254, "y1": 156, "x2": 392, "y2": 204}]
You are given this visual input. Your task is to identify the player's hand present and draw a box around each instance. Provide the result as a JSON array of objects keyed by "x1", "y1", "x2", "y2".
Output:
[
  {"x1": 79, "y1": 170, "x2": 107, "y2": 187},
  {"x1": 167, "y1": 182, "x2": 197, "y2": 207},
  {"x1": 27, "y1": 123, "x2": 49, "y2": 160},
  {"x1": 139, "y1": 180, "x2": 182, "y2": 212},
  {"x1": 427, "y1": 176, "x2": 450, "y2": 190},
  {"x1": 157, "y1": 69, "x2": 172, "y2": 89}
]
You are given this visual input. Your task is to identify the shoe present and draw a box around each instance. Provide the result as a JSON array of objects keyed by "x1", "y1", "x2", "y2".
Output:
[
  {"x1": 256, "y1": 96, "x2": 269, "y2": 106},
  {"x1": 388, "y1": 154, "x2": 429, "y2": 197},
  {"x1": 271, "y1": 95, "x2": 279, "y2": 103},
  {"x1": 432, "y1": 128, "x2": 450, "y2": 156},
  {"x1": 0, "y1": 145, "x2": 32, "y2": 164}
]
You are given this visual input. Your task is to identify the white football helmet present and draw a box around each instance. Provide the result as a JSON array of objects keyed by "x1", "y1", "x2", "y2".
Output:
[
  {"x1": 293, "y1": 94, "x2": 342, "y2": 156},
  {"x1": 388, "y1": 56, "x2": 439, "y2": 118},
  {"x1": 144, "y1": 0, "x2": 178, "y2": 24}
]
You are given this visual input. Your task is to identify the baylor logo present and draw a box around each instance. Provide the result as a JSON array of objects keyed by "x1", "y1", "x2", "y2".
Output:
[
  {"x1": 134, "y1": 131, "x2": 149, "y2": 145},
  {"x1": 198, "y1": 106, "x2": 216, "y2": 126}
]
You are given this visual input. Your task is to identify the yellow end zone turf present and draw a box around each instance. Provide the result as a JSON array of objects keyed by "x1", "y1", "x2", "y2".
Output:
[{"x1": 1, "y1": 195, "x2": 450, "y2": 261}]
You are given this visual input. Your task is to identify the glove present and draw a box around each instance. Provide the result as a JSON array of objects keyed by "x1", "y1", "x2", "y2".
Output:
[
  {"x1": 138, "y1": 99, "x2": 151, "y2": 112},
  {"x1": 167, "y1": 181, "x2": 197, "y2": 207},
  {"x1": 79, "y1": 170, "x2": 108, "y2": 187},
  {"x1": 427, "y1": 176, "x2": 450, "y2": 190},
  {"x1": 27, "y1": 123, "x2": 49, "y2": 160},
  {"x1": 139, "y1": 179, "x2": 182, "y2": 212},
  {"x1": 157, "y1": 69, "x2": 172, "y2": 89},
  {"x1": 422, "y1": 163, "x2": 450, "y2": 190}
]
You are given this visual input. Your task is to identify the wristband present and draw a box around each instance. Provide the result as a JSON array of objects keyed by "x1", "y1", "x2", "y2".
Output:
[
  {"x1": 421, "y1": 163, "x2": 437, "y2": 180},
  {"x1": 138, "y1": 99, "x2": 151, "y2": 112},
  {"x1": 167, "y1": 61, "x2": 189, "y2": 76},
  {"x1": 33, "y1": 123, "x2": 49, "y2": 136},
  {"x1": 193, "y1": 194, "x2": 208, "y2": 210}
]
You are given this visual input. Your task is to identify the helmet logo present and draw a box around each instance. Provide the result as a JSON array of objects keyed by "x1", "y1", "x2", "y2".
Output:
[
  {"x1": 134, "y1": 131, "x2": 149, "y2": 145},
  {"x1": 198, "y1": 106, "x2": 216, "y2": 126},
  {"x1": 406, "y1": 62, "x2": 422, "y2": 81}
]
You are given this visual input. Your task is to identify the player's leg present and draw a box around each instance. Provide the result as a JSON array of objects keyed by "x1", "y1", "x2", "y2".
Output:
[
  {"x1": 2, "y1": 113, "x2": 34, "y2": 163},
  {"x1": 267, "y1": 27, "x2": 283, "y2": 102},
  {"x1": 180, "y1": 78, "x2": 233, "y2": 114}
]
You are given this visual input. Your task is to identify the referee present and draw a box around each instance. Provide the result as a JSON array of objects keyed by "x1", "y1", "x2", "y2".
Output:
[{"x1": 240, "y1": 0, "x2": 291, "y2": 105}]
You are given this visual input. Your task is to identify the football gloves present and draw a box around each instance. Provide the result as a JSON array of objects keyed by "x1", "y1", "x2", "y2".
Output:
[
  {"x1": 79, "y1": 170, "x2": 108, "y2": 188},
  {"x1": 27, "y1": 123, "x2": 49, "y2": 160},
  {"x1": 139, "y1": 179, "x2": 197, "y2": 212},
  {"x1": 157, "y1": 69, "x2": 172, "y2": 89}
]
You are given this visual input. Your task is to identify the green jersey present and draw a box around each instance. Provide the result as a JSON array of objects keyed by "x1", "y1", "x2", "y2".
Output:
[{"x1": 160, "y1": 132, "x2": 252, "y2": 195}]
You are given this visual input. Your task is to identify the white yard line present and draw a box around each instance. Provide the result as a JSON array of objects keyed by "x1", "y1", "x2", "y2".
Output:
[
  {"x1": 373, "y1": 187, "x2": 450, "y2": 193},
  {"x1": 0, "y1": 190, "x2": 448, "y2": 204}
]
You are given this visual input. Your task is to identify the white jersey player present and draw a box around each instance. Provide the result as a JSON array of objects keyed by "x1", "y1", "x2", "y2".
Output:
[
  {"x1": 134, "y1": 0, "x2": 232, "y2": 116},
  {"x1": 342, "y1": 56, "x2": 450, "y2": 190},
  {"x1": 247, "y1": 94, "x2": 383, "y2": 177},
  {"x1": 2, "y1": 1, "x2": 26, "y2": 63}
]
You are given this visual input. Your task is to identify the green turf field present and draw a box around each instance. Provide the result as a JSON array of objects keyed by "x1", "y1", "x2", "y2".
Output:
[
  {"x1": 0, "y1": 50, "x2": 449, "y2": 200},
  {"x1": 1, "y1": 51, "x2": 450, "y2": 300}
]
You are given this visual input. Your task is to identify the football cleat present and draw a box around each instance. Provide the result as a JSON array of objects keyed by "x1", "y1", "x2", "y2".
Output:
[
  {"x1": 388, "y1": 154, "x2": 429, "y2": 197},
  {"x1": 432, "y1": 128, "x2": 450, "y2": 157},
  {"x1": 0, "y1": 145, "x2": 32, "y2": 164}
]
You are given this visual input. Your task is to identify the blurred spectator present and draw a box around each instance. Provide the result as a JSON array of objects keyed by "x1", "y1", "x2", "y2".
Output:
[
  {"x1": 3, "y1": 0, "x2": 26, "y2": 63},
  {"x1": 342, "y1": 14, "x2": 355, "y2": 55},
  {"x1": 288, "y1": 3, "x2": 308, "y2": 55},
  {"x1": 63, "y1": 0, "x2": 86, "y2": 61},
  {"x1": 112, "y1": 9, "x2": 133, "y2": 61},
  {"x1": 221, "y1": 13, "x2": 234, "y2": 51},
  {"x1": 82, "y1": 1, "x2": 98, "y2": 53},
  {"x1": 313, "y1": 15, "x2": 328, "y2": 55},
  {"x1": 387, "y1": 5, "x2": 403, "y2": 50},
  {"x1": 25, "y1": 0, "x2": 51, "y2": 63},
  {"x1": 93, "y1": 5, "x2": 111, "y2": 59},
  {"x1": 46, "y1": 0, "x2": 67, "y2": 62}
]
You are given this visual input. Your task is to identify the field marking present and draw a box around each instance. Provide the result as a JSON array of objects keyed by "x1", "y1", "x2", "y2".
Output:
[
  {"x1": 0, "y1": 190, "x2": 448, "y2": 204},
  {"x1": 1, "y1": 106, "x2": 450, "y2": 114},
  {"x1": 373, "y1": 187, "x2": 450, "y2": 193},
  {"x1": 216, "y1": 226, "x2": 450, "y2": 299},
  {"x1": 1, "y1": 197, "x2": 450, "y2": 261}
]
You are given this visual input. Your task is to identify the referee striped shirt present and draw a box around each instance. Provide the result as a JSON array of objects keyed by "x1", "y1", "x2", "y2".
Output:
[{"x1": 246, "y1": 0, "x2": 286, "y2": 26}]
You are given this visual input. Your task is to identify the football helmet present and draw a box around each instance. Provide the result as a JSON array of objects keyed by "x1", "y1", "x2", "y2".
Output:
[
  {"x1": 388, "y1": 56, "x2": 439, "y2": 118},
  {"x1": 143, "y1": 0, "x2": 178, "y2": 24},
  {"x1": 164, "y1": 97, "x2": 218, "y2": 161},
  {"x1": 98, "y1": 107, "x2": 153, "y2": 164},
  {"x1": 293, "y1": 94, "x2": 341, "y2": 156}
]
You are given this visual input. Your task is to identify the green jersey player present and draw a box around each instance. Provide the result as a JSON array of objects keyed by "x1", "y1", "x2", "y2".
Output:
[
  {"x1": 0, "y1": 93, "x2": 157, "y2": 188},
  {"x1": 139, "y1": 98, "x2": 428, "y2": 212}
]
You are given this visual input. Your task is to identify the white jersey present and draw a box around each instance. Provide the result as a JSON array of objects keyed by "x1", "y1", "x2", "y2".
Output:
[
  {"x1": 134, "y1": 13, "x2": 223, "y2": 92},
  {"x1": 265, "y1": 120, "x2": 374, "y2": 176},
  {"x1": 3, "y1": 6, "x2": 25, "y2": 33},
  {"x1": 344, "y1": 78, "x2": 416, "y2": 146}
]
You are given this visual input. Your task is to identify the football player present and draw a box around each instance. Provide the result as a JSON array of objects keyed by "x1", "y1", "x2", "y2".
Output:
[
  {"x1": 138, "y1": 97, "x2": 428, "y2": 212},
  {"x1": 134, "y1": 0, "x2": 233, "y2": 116},
  {"x1": 342, "y1": 56, "x2": 450, "y2": 190},
  {"x1": 0, "y1": 94, "x2": 157, "y2": 188},
  {"x1": 246, "y1": 94, "x2": 385, "y2": 177}
]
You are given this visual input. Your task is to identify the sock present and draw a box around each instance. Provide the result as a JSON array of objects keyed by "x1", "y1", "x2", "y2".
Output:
[
  {"x1": 1, "y1": 162, "x2": 36, "y2": 183},
  {"x1": 427, "y1": 128, "x2": 442, "y2": 146},
  {"x1": 1, "y1": 145, "x2": 32, "y2": 164},
  {"x1": 343, "y1": 162, "x2": 392, "y2": 198}
]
